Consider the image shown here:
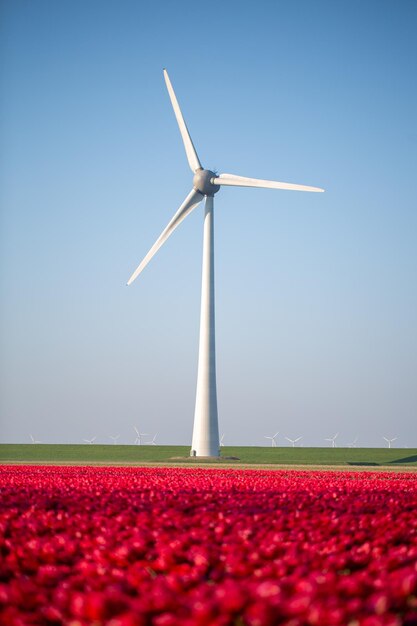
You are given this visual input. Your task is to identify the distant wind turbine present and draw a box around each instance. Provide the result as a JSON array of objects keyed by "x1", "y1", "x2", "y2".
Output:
[
  {"x1": 83, "y1": 437, "x2": 96, "y2": 444},
  {"x1": 133, "y1": 427, "x2": 149, "y2": 445},
  {"x1": 29, "y1": 434, "x2": 41, "y2": 444},
  {"x1": 220, "y1": 434, "x2": 225, "y2": 447},
  {"x1": 383, "y1": 436, "x2": 397, "y2": 449},
  {"x1": 146, "y1": 434, "x2": 158, "y2": 446},
  {"x1": 347, "y1": 437, "x2": 358, "y2": 448},
  {"x1": 126, "y1": 69, "x2": 324, "y2": 458},
  {"x1": 325, "y1": 433, "x2": 339, "y2": 448},
  {"x1": 285, "y1": 436, "x2": 302, "y2": 448},
  {"x1": 109, "y1": 435, "x2": 120, "y2": 445},
  {"x1": 265, "y1": 432, "x2": 279, "y2": 447}
]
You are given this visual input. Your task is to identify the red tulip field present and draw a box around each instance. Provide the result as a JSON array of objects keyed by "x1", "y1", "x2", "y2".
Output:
[{"x1": 0, "y1": 465, "x2": 416, "y2": 625}]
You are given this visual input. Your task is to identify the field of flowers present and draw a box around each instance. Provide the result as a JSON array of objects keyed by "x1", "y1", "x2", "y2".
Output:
[{"x1": 0, "y1": 466, "x2": 416, "y2": 625}]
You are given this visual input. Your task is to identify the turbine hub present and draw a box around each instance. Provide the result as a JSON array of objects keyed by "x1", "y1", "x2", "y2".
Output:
[{"x1": 193, "y1": 169, "x2": 220, "y2": 196}]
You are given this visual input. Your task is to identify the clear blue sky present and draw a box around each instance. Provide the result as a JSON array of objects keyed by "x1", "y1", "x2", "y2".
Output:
[{"x1": 1, "y1": 0, "x2": 416, "y2": 447}]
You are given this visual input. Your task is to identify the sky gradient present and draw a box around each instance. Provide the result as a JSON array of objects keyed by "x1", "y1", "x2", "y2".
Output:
[{"x1": 1, "y1": 0, "x2": 416, "y2": 448}]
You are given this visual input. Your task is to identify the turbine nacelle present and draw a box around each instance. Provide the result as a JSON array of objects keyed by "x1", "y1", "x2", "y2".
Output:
[{"x1": 193, "y1": 169, "x2": 220, "y2": 196}]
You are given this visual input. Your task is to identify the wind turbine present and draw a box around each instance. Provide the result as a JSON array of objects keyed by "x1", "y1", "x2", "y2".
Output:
[
  {"x1": 29, "y1": 434, "x2": 41, "y2": 444},
  {"x1": 220, "y1": 434, "x2": 225, "y2": 447},
  {"x1": 127, "y1": 69, "x2": 324, "y2": 458},
  {"x1": 285, "y1": 436, "x2": 302, "y2": 448},
  {"x1": 133, "y1": 427, "x2": 149, "y2": 445},
  {"x1": 325, "y1": 433, "x2": 338, "y2": 448},
  {"x1": 109, "y1": 435, "x2": 120, "y2": 445},
  {"x1": 83, "y1": 437, "x2": 96, "y2": 444},
  {"x1": 383, "y1": 436, "x2": 397, "y2": 449},
  {"x1": 264, "y1": 432, "x2": 279, "y2": 447},
  {"x1": 146, "y1": 434, "x2": 158, "y2": 445},
  {"x1": 347, "y1": 437, "x2": 358, "y2": 448}
]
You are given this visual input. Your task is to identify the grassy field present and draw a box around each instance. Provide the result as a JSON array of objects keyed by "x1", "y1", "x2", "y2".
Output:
[{"x1": 0, "y1": 444, "x2": 416, "y2": 468}]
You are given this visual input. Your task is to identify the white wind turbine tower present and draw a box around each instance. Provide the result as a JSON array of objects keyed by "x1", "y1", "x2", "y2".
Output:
[
  {"x1": 383, "y1": 436, "x2": 397, "y2": 449},
  {"x1": 109, "y1": 435, "x2": 120, "y2": 445},
  {"x1": 220, "y1": 434, "x2": 225, "y2": 447},
  {"x1": 285, "y1": 436, "x2": 302, "y2": 448},
  {"x1": 264, "y1": 432, "x2": 279, "y2": 447},
  {"x1": 29, "y1": 434, "x2": 41, "y2": 444},
  {"x1": 127, "y1": 69, "x2": 324, "y2": 458},
  {"x1": 325, "y1": 433, "x2": 338, "y2": 448},
  {"x1": 83, "y1": 436, "x2": 96, "y2": 444},
  {"x1": 133, "y1": 427, "x2": 149, "y2": 446}
]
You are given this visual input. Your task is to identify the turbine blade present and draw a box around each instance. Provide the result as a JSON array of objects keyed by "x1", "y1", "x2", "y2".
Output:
[
  {"x1": 212, "y1": 173, "x2": 324, "y2": 193},
  {"x1": 163, "y1": 69, "x2": 202, "y2": 173},
  {"x1": 127, "y1": 189, "x2": 204, "y2": 285}
]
